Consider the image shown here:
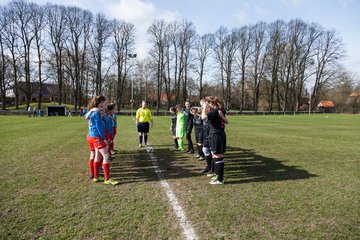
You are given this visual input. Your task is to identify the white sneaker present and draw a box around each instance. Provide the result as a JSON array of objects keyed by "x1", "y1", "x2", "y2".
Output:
[{"x1": 209, "y1": 180, "x2": 224, "y2": 185}]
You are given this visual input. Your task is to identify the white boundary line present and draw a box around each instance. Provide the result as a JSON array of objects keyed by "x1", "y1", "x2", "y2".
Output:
[{"x1": 147, "y1": 149, "x2": 198, "y2": 240}]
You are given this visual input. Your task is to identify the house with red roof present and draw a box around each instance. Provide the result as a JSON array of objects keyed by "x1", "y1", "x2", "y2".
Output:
[{"x1": 317, "y1": 101, "x2": 335, "y2": 113}]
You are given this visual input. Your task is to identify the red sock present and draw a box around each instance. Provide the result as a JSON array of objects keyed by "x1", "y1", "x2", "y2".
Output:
[
  {"x1": 93, "y1": 162, "x2": 101, "y2": 179},
  {"x1": 103, "y1": 163, "x2": 110, "y2": 181},
  {"x1": 88, "y1": 159, "x2": 94, "y2": 177}
]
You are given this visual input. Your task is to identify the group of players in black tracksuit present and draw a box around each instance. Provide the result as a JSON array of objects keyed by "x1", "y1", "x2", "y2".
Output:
[{"x1": 171, "y1": 97, "x2": 228, "y2": 185}]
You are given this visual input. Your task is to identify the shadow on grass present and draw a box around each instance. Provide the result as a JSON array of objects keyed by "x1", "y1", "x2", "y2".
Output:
[
  {"x1": 109, "y1": 145, "x2": 200, "y2": 184},
  {"x1": 224, "y1": 146, "x2": 317, "y2": 184},
  {"x1": 109, "y1": 145, "x2": 316, "y2": 185}
]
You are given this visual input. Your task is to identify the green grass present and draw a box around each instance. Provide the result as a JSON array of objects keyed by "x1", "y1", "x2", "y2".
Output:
[{"x1": 0, "y1": 114, "x2": 359, "y2": 239}]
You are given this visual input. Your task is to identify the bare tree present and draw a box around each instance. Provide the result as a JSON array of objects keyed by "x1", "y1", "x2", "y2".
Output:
[
  {"x1": 293, "y1": 23, "x2": 321, "y2": 111},
  {"x1": 311, "y1": 30, "x2": 345, "y2": 109},
  {"x1": 248, "y1": 22, "x2": 268, "y2": 112},
  {"x1": 112, "y1": 20, "x2": 135, "y2": 111},
  {"x1": 267, "y1": 20, "x2": 286, "y2": 112},
  {"x1": 147, "y1": 19, "x2": 167, "y2": 113},
  {"x1": 30, "y1": 3, "x2": 47, "y2": 109},
  {"x1": 222, "y1": 29, "x2": 239, "y2": 109},
  {"x1": 46, "y1": 3, "x2": 67, "y2": 105},
  {"x1": 235, "y1": 26, "x2": 252, "y2": 111},
  {"x1": 63, "y1": 6, "x2": 93, "y2": 110},
  {"x1": 90, "y1": 13, "x2": 112, "y2": 96},
  {"x1": 211, "y1": 26, "x2": 228, "y2": 103},
  {"x1": 0, "y1": 8, "x2": 8, "y2": 110},
  {"x1": 11, "y1": 0, "x2": 36, "y2": 109},
  {"x1": 195, "y1": 33, "x2": 213, "y2": 100}
]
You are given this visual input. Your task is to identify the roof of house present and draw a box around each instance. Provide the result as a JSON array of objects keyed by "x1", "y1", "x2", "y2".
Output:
[{"x1": 317, "y1": 100, "x2": 335, "y2": 108}]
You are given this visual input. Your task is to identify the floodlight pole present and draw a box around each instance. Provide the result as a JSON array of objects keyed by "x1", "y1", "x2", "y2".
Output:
[{"x1": 309, "y1": 93, "x2": 311, "y2": 115}]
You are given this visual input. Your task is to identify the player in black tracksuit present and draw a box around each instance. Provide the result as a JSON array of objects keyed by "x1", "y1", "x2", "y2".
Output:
[
  {"x1": 169, "y1": 107, "x2": 178, "y2": 149},
  {"x1": 184, "y1": 100, "x2": 194, "y2": 154},
  {"x1": 201, "y1": 116, "x2": 212, "y2": 173},
  {"x1": 193, "y1": 108, "x2": 205, "y2": 160}
]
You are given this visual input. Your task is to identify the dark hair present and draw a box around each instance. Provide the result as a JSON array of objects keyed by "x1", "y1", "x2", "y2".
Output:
[
  {"x1": 107, "y1": 103, "x2": 115, "y2": 111},
  {"x1": 88, "y1": 95, "x2": 106, "y2": 110},
  {"x1": 169, "y1": 106, "x2": 175, "y2": 112}
]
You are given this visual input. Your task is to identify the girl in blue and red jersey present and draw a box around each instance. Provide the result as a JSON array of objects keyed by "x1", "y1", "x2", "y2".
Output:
[
  {"x1": 102, "y1": 106, "x2": 114, "y2": 158},
  {"x1": 107, "y1": 103, "x2": 117, "y2": 156},
  {"x1": 86, "y1": 96, "x2": 118, "y2": 185}
]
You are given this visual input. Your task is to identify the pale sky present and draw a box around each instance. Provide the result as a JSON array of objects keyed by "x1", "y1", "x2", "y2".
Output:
[{"x1": 1, "y1": 0, "x2": 359, "y2": 75}]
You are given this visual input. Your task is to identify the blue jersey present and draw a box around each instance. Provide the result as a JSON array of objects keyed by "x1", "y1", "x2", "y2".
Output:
[
  {"x1": 111, "y1": 113, "x2": 117, "y2": 127},
  {"x1": 103, "y1": 115, "x2": 114, "y2": 137},
  {"x1": 88, "y1": 111, "x2": 105, "y2": 140}
]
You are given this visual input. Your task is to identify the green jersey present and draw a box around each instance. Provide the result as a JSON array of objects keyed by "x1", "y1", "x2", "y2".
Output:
[{"x1": 176, "y1": 112, "x2": 185, "y2": 138}]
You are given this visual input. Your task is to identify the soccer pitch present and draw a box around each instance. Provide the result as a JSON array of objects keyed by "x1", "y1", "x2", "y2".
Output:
[{"x1": 0, "y1": 114, "x2": 359, "y2": 239}]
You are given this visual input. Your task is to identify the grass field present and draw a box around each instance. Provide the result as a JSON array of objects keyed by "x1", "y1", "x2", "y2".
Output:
[{"x1": 0, "y1": 114, "x2": 359, "y2": 239}]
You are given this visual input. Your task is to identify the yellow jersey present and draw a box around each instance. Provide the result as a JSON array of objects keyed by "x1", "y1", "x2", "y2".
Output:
[{"x1": 136, "y1": 108, "x2": 152, "y2": 123}]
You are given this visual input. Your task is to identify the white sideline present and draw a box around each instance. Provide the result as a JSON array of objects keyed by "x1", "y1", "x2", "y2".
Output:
[{"x1": 148, "y1": 150, "x2": 198, "y2": 240}]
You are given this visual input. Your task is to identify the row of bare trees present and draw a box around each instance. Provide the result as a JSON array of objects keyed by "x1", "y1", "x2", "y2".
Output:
[
  {"x1": 146, "y1": 18, "x2": 350, "y2": 112},
  {"x1": 0, "y1": 0, "x2": 136, "y2": 111},
  {"x1": 0, "y1": 0, "x2": 357, "y2": 113}
]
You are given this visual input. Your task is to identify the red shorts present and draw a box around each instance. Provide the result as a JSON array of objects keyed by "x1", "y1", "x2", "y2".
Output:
[{"x1": 87, "y1": 135, "x2": 107, "y2": 151}]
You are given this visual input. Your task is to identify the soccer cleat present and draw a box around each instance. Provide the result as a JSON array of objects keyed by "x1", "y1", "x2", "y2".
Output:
[
  {"x1": 207, "y1": 172, "x2": 215, "y2": 177},
  {"x1": 198, "y1": 156, "x2": 204, "y2": 160},
  {"x1": 194, "y1": 154, "x2": 200, "y2": 158},
  {"x1": 209, "y1": 180, "x2": 224, "y2": 185},
  {"x1": 211, "y1": 175, "x2": 218, "y2": 181},
  {"x1": 104, "y1": 179, "x2": 119, "y2": 185},
  {"x1": 138, "y1": 144, "x2": 143, "y2": 148},
  {"x1": 93, "y1": 176, "x2": 104, "y2": 182}
]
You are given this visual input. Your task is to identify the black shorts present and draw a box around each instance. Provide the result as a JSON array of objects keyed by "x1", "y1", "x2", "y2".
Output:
[
  {"x1": 202, "y1": 132, "x2": 210, "y2": 148},
  {"x1": 210, "y1": 131, "x2": 226, "y2": 154},
  {"x1": 195, "y1": 128, "x2": 203, "y2": 143},
  {"x1": 137, "y1": 122, "x2": 150, "y2": 133}
]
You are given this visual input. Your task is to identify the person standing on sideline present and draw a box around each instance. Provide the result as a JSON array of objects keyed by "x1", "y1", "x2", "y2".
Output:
[
  {"x1": 169, "y1": 106, "x2": 178, "y2": 149},
  {"x1": 184, "y1": 100, "x2": 195, "y2": 154},
  {"x1": 201, "y1": 97, "x2": 228, "y2": 185},
  {"x1": 136, "y1": 100, "x2": 153, "y2": 148},
  {"x1": 176, "y1": 105, "x2": 185, "y2": 151},
  {"x1": 33, "y1": 106, "x2": 37, "y2": 117}
]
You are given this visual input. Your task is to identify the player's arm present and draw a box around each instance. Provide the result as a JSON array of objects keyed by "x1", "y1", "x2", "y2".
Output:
[
  {"x1": 218, "y1": 110, "x2": 228, "y2": 124},
  {"x1": 201, "y1": 103, "x2": 208, "y2": 120},
  {"x1": 84, "y1": 108, "x2": 98, "y2": 119},
  {"x1": 135, "y1": 109, "x2": 140, "y2": 124},
  {"x1": 148, "y1": 109, "x2": 153, "y2": 127}
]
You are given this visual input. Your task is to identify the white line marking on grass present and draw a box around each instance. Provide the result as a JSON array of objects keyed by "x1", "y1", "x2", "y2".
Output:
[{"x1": 148, "y1": 151, "x2": 198, "y2": 240}]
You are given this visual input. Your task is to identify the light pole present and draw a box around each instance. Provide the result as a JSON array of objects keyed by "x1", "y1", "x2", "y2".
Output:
[
  {"x1": 309, "y1": 91, "x2": 311, "y2": 115},
  {"x1": 128, "y1": 53, "x2": 137, "y2": 117}
]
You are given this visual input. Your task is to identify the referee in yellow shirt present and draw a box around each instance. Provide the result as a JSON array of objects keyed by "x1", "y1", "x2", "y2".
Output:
[{"x1": 136, "y1": 100, "x2": 153, "y2": 147}]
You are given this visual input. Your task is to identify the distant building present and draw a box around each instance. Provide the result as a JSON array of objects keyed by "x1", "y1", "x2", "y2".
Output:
[
  {"x1": 317, "y1": 100, "x2": 335, "y2": 113},
  {"x1": 14, "y1": 82, "x2": 59, "y2": 104}
]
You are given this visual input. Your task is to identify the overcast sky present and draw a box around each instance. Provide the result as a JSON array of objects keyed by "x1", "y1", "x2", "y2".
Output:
[{"x1": 1, "y1": 0, "x2": 359, "y2": 75}]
